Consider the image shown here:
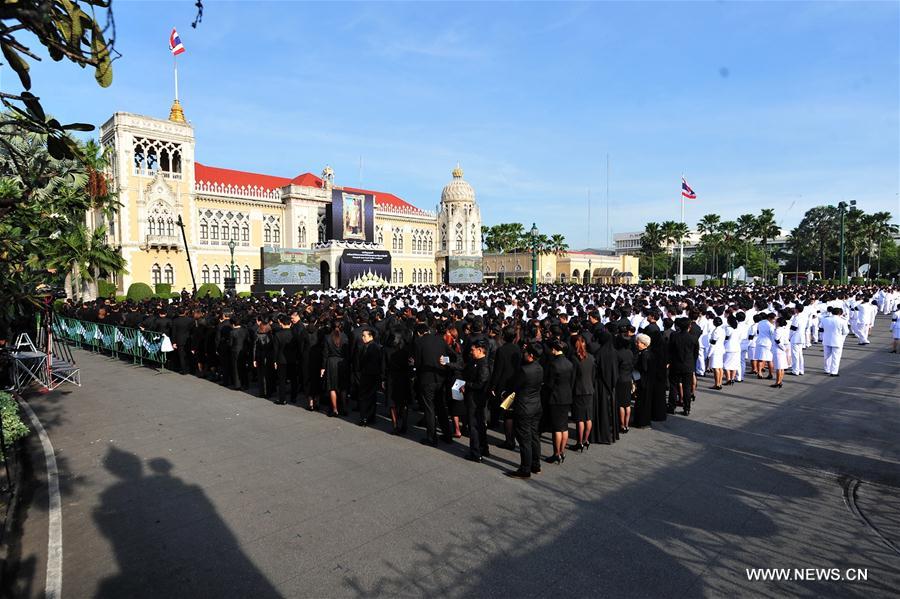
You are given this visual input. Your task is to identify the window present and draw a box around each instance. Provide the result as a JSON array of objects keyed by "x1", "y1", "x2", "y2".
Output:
[
  {"x1": 264, "y1": 224, "x2": 271, "y2": 243},
  {"x1": 222, "y1": 224, "x2": 230, "y2": 241},
  {"x1": 200, "y1": 221, "x2": 208, "y2": 240},
  {"x1": 399, "y1": 268, "x2": 404, "y2": 283},
  {"x1": 232, "y1": 225, "x2": 239, "y2": 241},
  {"x1": 164, "y1": 264, "x2": 174, "y2": 285},
  {"x1": 211, "y1": 223, "x2": 219, "y2": 240},
  {"x1": 151, "y1": 264, "x2": 161, "y2": 285},
  {"x1": 148, "y1": 217, "x2": 156, "y2": 236},
  {"x1": 392, "y1": 268, "x2": 398, "y2": 283},
  {"x1": 213, "y1": 265, "x2": 221, "y2": 284},
  {"x1": 166, "y1": 218, "x2": 174, "y2": 237},
  {"x1": 242, "y1": 224, "x2": 249, "y2": 242},
  {"x1": 299, "y1": 224, "x2": 307, "y2": 247},
  {"x1": 201, "y1": 265, "x2": 210, "y2": 284},
  {"x1": 456, "y1": 235, "x2": 463, "y2": 252},
  {"x1": 243, "y1": 266, "x2": 251, "y2": 285},
  {"x1": 273, "y1": 225, "x2": 280, "y2": 244}
]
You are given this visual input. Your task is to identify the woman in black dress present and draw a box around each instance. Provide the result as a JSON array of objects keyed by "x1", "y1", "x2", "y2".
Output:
[
  {"x1": 303, "y1": 318, "x2": 323, "y2": 411},
  {"x1": 570, "y1": 335, "x2": 595, "y2": 452},
  {"x1": 252, "y1": 318, "x2": 274, "y2": 399},
  {"x1": 443, "y1": 323, "x2": 466, "y2": 438},
  {"x1": 320, "y1": 321, "x2": 349, "y2": 416},
  {"x1": 614, "y1": 334, "x2": 635, "y2": 434},
  {"x1": 545, "y1": 339, "x2": 575, "y2": 464},
  {"x1": 591, "y1": 324, "x2": 619, "y2": 444},
  {"x1": 631, "y1": 333, "x2": 653, "y2": 428}
]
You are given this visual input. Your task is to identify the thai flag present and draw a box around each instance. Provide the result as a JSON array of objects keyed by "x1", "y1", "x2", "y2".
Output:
[
  {"x1": 681, "y1": 177, "x2": 696, "y2": 200},
  {"x1": 169, "y1": 28, "x2": 185, "y2": 55}
]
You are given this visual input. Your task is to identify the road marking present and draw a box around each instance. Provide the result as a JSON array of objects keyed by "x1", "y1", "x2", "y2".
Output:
[{"x1": 18, "y1": 398, "x2": 63, "y2": 599}]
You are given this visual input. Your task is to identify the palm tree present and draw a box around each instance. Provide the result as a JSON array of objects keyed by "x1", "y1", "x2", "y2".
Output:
[
  {"x1": 660, "y1": 220, "x2": 689, "y2": 281},
  {"x1": 754, "y1": 208, "x2": 780, "y2": 282},
  {"x1": 548, "y1": 233, "x2": 568, "y2": 256},
  {"x1": 640, "y1": 222, "x2": 664, "y2": 280},
  {"x1": 735, "y1": 213, "x2": 757, "y2": 277},
  {"x1": 46, "y1": 222, "x2": 126, "y2": 300},
  {"x1": 696, "y1": 214, "x2": 721, "y2": 276},
  {"x1": 865, "y1": 211, "x2": 899, "y2": 277},
  {"x1": 719, "y1": 220, "x2": 739, "y2": 284}
]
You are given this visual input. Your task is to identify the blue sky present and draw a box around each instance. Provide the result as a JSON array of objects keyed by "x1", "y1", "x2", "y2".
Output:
[{"x1": 14, "y1": 1, "x2": 900, "y2": 247}]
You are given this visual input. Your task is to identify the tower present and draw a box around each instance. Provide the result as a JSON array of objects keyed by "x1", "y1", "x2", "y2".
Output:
[{"x1": 436, "y1": 164, "x2": 482, "y2": 259}]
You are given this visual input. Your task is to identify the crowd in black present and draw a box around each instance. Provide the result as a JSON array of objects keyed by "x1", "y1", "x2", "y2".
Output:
[{"x1": 56, "y1": 282, "x2": 891, "y2": 479}]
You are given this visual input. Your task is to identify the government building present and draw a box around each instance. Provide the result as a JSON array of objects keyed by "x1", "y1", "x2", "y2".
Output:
[{"x1": 99, "y1": 101, "x2": 482, "y2": 292}]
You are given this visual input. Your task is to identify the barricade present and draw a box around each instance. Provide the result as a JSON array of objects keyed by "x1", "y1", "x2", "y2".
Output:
[{"x1": 52, "y1": 316, "x2": 169, "y2": 368}]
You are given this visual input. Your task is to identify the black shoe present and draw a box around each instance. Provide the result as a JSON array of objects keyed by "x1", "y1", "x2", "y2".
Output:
[
  {"x1": 666, "y1": 407, "x2": 676, "y2": 414},
  {"x1": 545, "y1": 454, "x2": 560, "y2": 464},
  {"x1": 358, "y1": 419, "x2": 368, "y2": 427},
  {"x1": 465, "y1": 453, "x2": 483, "y2": 463},
  {"x1": 583, "y1": 441, "x2": 590, "y2": 451},
  {"x1": 500, "y1": 441, "x2": 516, "y2": 451},
  {"x1": 683, "y1": 410, "x2": 690, "y2": 416},
  {"x1": 504, "y1": 470, "x2": 531, "y2": 479},
  {"x1": 420, "y1": 437, "x2": 438, "y2": 447},
  {"x1": 275, "y1": 400, "x2": 286, "y2": 405},
  {"x1": 570, "y1": 443, "x2": 584, "y2": 452},
  {"x1": 440, "y1": 434, "x2": 453, "y2": 444},
  {"x1": 530, "y1": 467, "x2": 542, "y2": 475},
  {"x1": 830, "y1": 374, "x2": 839, "y2": 377}
]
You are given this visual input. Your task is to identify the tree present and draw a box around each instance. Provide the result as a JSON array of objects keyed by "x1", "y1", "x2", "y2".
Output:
[
  {"x1": 52, "y1": 222, "x2": 124, "y2": 299},
  {"x1": 548, "y1": 233, "x2": 568, "y2": 256},
  {"x1": 754, "y1": 208, "x2": 780, "y2": 282},
  {"x1": 719, "y1": 220, "x2": 739, "y2": 284},
  {"x1": 696, "y1": 213, "x2": 721, "y2": 276},
  {"x1": 640, "y1": 222, "x2": 663, "y2": 280},
  {"x1": 660, "y1": 220, "x2": 689, "y2": 281},
  {"x1": 735, "y1": 213, "x2": 757, "y2": 272},
  {"x1": 865, "y1": 212, "x2": 899, "y2": 277}
]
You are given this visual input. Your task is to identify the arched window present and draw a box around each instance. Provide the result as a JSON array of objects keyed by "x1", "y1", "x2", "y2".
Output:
[
  {"x1": 164, "y1": 264, "x2": 174, "y2": 285},
  {"x1": 151, "y1": 264, "x2": 161, "y2": 285},
  {"x1": 243, "y1": 265, "x2": 251, "y2": 285},
  {"x1": 456, "y1": 234, "x2": 463, "y2": 252},
  {"x1": 273, "y1": 225, "x2": 280, "y2": 244},
  {"x1": 211, "y1": 222, "x2": 219, "y2": 240},
  {"x1": 201, "y1": 265, "x2": 210, "y2": 284},
  {"x1": 241, "y1": 224, "x2": 249, "y2": 242},
  {"x1": 264, "y1": 224, "x2": 271, "y2": 243},
  {"x1": 166, "y1": 217, "x2": 174, "y2": 237},
  {"x1": 222, "y1": 224, "x2": 230, "y2": 241},
  {"x1": 392, "y1": 268, "x2": 398, "y2": 282},
  {"x1": 148, "y1": 216, "x2": 156, "y2": 236},
  {"x1": 399, "y1": 268, "x2": 404, "y2": 283},
  {"x1": 213, "y1": 265, "x2": 221, "y2": 284},
  {"x1": 376, "y1": 226, "x2": 384, "y2": 246},
  {"x1": 232, "y1": 225, "x2": 239, "y2": 241},
  {"x1": 200, "y1": 220, "x2": 208, "y2": 241},
  {"x1": 299, "y1": 224, "x2": 307, "y2": 247}
]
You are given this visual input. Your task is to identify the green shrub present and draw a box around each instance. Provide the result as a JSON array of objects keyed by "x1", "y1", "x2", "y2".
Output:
[
  {"x1": 126, "y1": 282, "x2": 154, "y2": 301},
  {"x1": 97, "y1": 279, "x2": 117, "y2": 298},
  {"x1": 155, "y1": 283, "x2": 172, "y2": 295},
  {"x1": 1, "y1": 392, "x2": 30, "y2": 459},
  {"x1": 196, "y1": 283, "x2": 222, "y2": 298},
  {"x1": 52, "y1": 298, "x2": 65, "y2": 312},
  {"x1": 875, "y1": 278, "x2": 890, "y2": 286},
  {"x1": 115, "y1": 295, "x2": 127, "y2": 302},
  {"x1": 685, "y1": 278, "x2": 697, "y2": 287},
  {"x1": 850, "y1": 277, "x2": 865, "y2": 286},
  {"x1": 265, "y1": 290, "x2": 281, "y2": 298},
  {"x1": 237, "y1": 291, "x2": 252, "y2": 298}
]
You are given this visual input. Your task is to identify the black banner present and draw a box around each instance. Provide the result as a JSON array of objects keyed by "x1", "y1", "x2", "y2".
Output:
[{"x1": 339, "y1": 249, "x2": 391, "y2": 288}]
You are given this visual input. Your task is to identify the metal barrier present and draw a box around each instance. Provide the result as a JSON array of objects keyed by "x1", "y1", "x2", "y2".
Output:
[{"x1": 52, "y1": 316, "x2": 169, "y2": 368}]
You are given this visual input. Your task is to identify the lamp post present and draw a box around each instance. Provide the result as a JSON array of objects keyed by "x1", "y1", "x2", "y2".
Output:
[
  {"x1": 174, "y1": 215, "x2": 197, "y2": 293},
  {"x1": 588, "y1": 258, "x2": 592, "y2": 286},
  {"x1": 228, "y1": 239, "x2": 236, "y2": 280},
  {"x1": 838, "y1": 200, "x2": 856, "y2": 284},
  {"x1": 530, "y1": 222, "x2": 538, "y2": 295}
]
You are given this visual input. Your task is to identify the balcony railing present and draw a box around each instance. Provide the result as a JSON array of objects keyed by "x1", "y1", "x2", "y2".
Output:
[{"x1": 145, "y1": 234, "x2": 180, "y2": 249}]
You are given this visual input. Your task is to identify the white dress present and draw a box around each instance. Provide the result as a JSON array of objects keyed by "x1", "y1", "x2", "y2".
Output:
[
  {"x1": 773, "y1": 327, "x2": 790, "y2": 370},
  {"x1": 709, "y1": 326, "x2": 725, "y2": 369},
  {"x1": 891, "y1": 310, "x2": 900, "y2": 340},
  {"x1": 723, "y1": 326, "x2": 742, "y2": 371}
]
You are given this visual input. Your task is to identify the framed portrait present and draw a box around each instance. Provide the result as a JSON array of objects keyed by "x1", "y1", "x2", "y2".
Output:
[{"x1": 342, "y1": 193, "x2": 365, "y2": 240}]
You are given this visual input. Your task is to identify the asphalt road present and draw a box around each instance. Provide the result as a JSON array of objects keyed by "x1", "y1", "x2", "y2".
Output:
[{"x1": 5, "y1": 316, "x2": 900, "y2": 598}]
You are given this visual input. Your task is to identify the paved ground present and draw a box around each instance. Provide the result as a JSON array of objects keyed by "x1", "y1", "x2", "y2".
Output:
[{"x1": 5, "y1": 317, "x2": 900, "y2": 598}]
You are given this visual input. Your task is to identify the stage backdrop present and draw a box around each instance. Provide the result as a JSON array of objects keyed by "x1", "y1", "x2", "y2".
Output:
[
  {"x1": 339, "y1": 249, "x2": 391, "y2": 288},
  {"x1": 329, "y1": 189, "x2": 375, "y2": 243},
  {"x1": 260, "y1": 248, "x2": 320, "y2": 287},
  {"x1": 447, "y1": 256, "x2": 484, "y2": 284}
]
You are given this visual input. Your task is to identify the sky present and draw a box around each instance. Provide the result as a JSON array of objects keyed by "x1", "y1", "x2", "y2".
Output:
[{"x1": 12, "y1": 1, "x2": 900, "y2": 248}]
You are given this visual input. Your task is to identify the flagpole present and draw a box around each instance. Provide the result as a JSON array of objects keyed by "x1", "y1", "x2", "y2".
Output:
[
  {"x1": 174, "y1": 54, "x2": 179, "y2": 101},
  {"x1": 679, "y1": 173, "x2": 684, "y2": 285}
]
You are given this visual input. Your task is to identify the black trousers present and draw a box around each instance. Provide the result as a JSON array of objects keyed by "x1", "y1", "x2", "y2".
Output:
[
  {"x1": 231, "y1": 351, "x2": 248, "y2": 389},
  {"x1": 466, "y1": 394, "x2": 489, "y2": 458},
  {"x1": 275, "y1": 362, "x2": 289, "y2": 403},
  {"x1": 358, "y1": 376, "x2": 379, "y2": 422},
  {"x1": 419, "y1": 380, "x2": 449, "y2": 442},
  {"x1": 669, "y1": 371, "x2": 694, "y2": 412},
  {"x1": 515, "y1": 411, "x2": 542, "y2": 472},
  {"x1": 288, "y1": 359, "x2": 302, "y2": 401},
  {"x1": 175, "y1": 343, "x2": 191, "y2": 374},
  {"x1": 257, "y1": 356, "x2": 274, "y2": 398}
]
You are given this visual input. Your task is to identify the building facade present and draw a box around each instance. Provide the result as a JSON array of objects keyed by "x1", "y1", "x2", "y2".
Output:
[
  {"x1": 99, "y1": 105, "x2": 481, "y2": 292},
  {"x1": 482, "y1": 250, "x2": 638, "y2": 285}
]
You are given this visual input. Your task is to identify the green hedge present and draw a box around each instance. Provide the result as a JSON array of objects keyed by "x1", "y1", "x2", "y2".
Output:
[
  {"x1": 98, "y1": 279, "x2": 117, "y2": 298},
  {"x1": 685, "y1": 278, "x2": 697, "y2": 287},
  {"x1": 849, "y1": 277, "x2": 865, "y2": 286},
  {"x1": 237, "y1": 291, "x2": 252, "y2": 298},
  {"x1": 126, "y1": 282, "x2": 154, "y2": 301},
  {"x1": 115, "y1": 295, "x2": 127, "y2": 302},
  {"x1": 1, "y1": 392, "x2": 30, "y2": 460},
  {"x1": 265, "y1": 290, "x2": 281, "y2": 298},
  {"x1": 196, "y1": 283, "x2": 222, "y2": 298},
  {"x1": 155, "y1": 283, "x2": 172, "y2": 295},
  {"x1": 874, "y1": 278, "x2": 891, "y2": 286}
]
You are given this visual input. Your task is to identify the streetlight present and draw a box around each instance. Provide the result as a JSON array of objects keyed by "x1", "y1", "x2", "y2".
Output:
[
  {"x1": 530, "y1": 222, "x2": 538, "y2": 295},
  {"x1": 228, "y1": 239, "x2": 237, "y2": 281},
  {"x1": 838, "y1": 200, "x2": 856, "y2": 284},
  {"x1": 588, "y1": 258, "x2": 592, "y2": 286}
]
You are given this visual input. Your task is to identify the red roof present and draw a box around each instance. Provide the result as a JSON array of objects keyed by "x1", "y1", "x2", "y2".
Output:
[{"x1": 194, "y1": 162, "x2": 428, "y2": 215}]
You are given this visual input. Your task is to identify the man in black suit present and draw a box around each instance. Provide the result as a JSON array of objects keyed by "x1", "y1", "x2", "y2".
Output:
[
  {"x1": 229, "y1": 318, "x2": 250, "y2": 390},
  {"x1": 489, "y1": 326, "x2": 521, "y2": 447},
  {"x1": 288, "y1": 310, "x2": 306, "y2": 403},
  {"x1": 356, "y1": 327, "x2": 383, "y2": 426},
  {"x1": 413, "y1": 323, "x2": 451, "y2": 446},
  {"x1": 171, "y1": 308, "x2": 194, "y2": 374},
  {"x1": 506, "y1": 342, "x2": 544, "y2": 479},
  {"x1": 272, "y1": 315, "x2": 294, "y2": 405},
  {"x1": 462, "y1": 338, "x2": 492, "y2": 462},
  {"x1": 668, "y1": 317, "x2": 699, "y2": 416}
]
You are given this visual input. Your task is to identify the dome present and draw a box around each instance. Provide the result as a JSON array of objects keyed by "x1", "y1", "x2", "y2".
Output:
[{"x1": 441, "y1": 164, "x2": 475, "y2": 204}]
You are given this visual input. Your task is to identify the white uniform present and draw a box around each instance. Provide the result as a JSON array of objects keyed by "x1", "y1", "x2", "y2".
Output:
[
  {"x1": 857, "y1": 302, "x2": 877, "y2": 344},
  {"x1": 755, "y1": 318, "x2": 775, "y2": 362},
  {"x1": 789, "y1": 312, "x2": 807, "y2": 375},
  {"x1": 820, "y1": 313, "x2": 850, "y2": 375},
  {"x1": 724, "y1": 325, "x2": 742, "y2": 372},
  {"x1": 891, "y1": 309, "x2": 900, "y2": 340},
  {"x1": 709, "y1": 325, "x2": 726, "y2": 369},
  {"x1": 773, "y1": 325, "x2": 790, "y2": 371}
]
